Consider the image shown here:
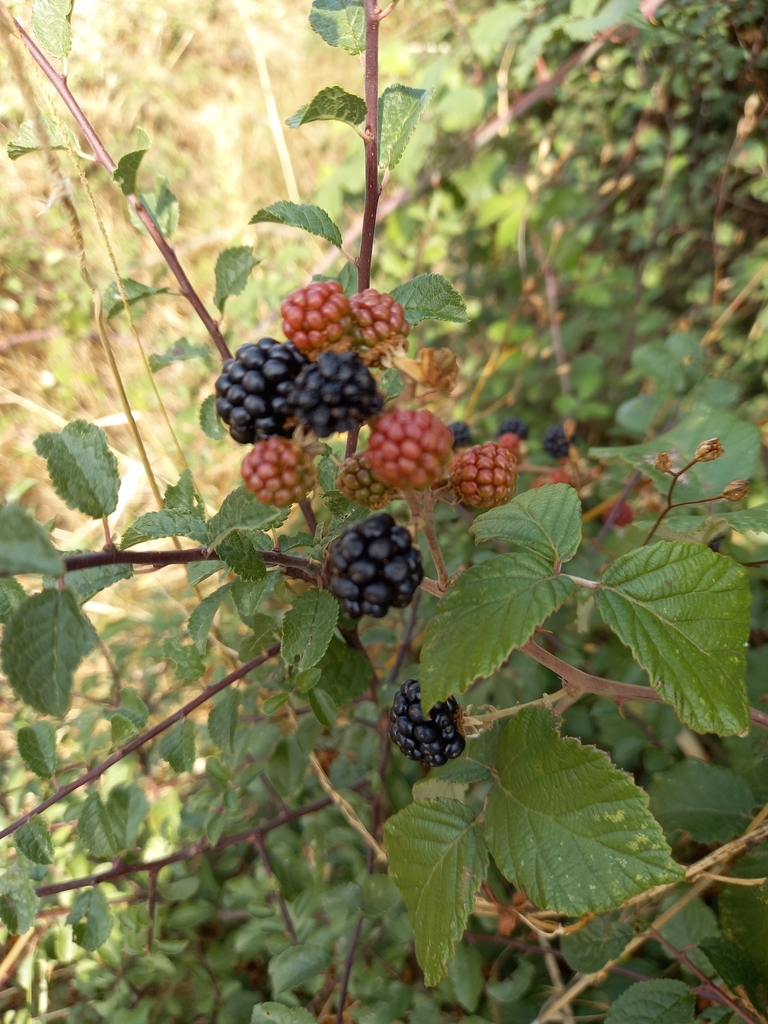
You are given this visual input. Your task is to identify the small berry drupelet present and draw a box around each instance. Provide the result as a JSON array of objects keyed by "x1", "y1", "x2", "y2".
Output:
[
  {"x1": 337, "y1": 451, "x2": 397, "y2": 511},
  {"x1": 498, "y1": 416, "x2": 530, "y2": 440},
  {"x1": 349, "y1": 288, "x2": 410, "y2": 364},
  {"x1": 241, "y1": 437, "x2": 316, "y2": 508},
  {"x1": 603, "y1": 500, "x2": 634, "y2": 527},
  {"x1": 290, "y1": 351, "x2": 383, "y2": 438},
  {"x1": 327, "y1": 513, "x2": 423, "y2": 619},
  {"x1": 366, "y1": 409, "x2": 453, "y2": 490},
  {"x1": 214, "y1": 338, "x2": 306, "y2": 444},
  {"x1": 280, "y1": 280, "x2": 355, "y2": 357},
  {"x1": 448, "y1": 421, "x2": 473, "y2": 449},
  {"x1": 531, "y1": 467, "x2": 573, "y2": 488},
  {"x1": 543, "y1": 423, "x2": 574, "y2": 460},
  {"x1": 450, "y1": 441, "x2": 518, "y2": 509},
  {"x1": 389, "y1": 679, "x2": 465, "y2": 768}
]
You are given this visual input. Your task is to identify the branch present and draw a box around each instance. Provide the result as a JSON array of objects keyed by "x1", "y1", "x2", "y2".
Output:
[
  {"x1": 13, "y1": 18, "x2": 231, "y2": 361},
  {"x1": 0, "y1": 643, "x2": 282, "y2": 843},
  {"x1": 521, "y1": 638, "x2": 768, "y2": 733},
  {"x1": 35, "y1": 779, "x2": 368, "y2": 897},
  {"x1": 0, "y1": 545, "x2": 323, "y2": 584}
]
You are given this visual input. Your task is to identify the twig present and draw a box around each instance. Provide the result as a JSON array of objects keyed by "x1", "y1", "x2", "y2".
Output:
[
  {"x1": 308, "y1": 752, "x2": 386, "y2": 864},
  {"x1": 299, "y1": 498, "x2": 318, "y2": 538},
  {"x1": 146, "y1": 869, "x2": 157, "y2": 952},
  {"x1": 35, "y1": 779, "x2": 369, "y2": 897},
  {"x1": 520, "y1": 638, "x2": 768, "y2": 733},
  {"x1": 0, "y1": 644, "x2": 282, "y2": 843},
  {"x1": 531, "y1": 234, "x2": 571, "y2": 396},
  {"x1": 406, "y1": 491, "x2": 450, "y2": 590},
  {"x1": 254, "y1": 833, "x2": 298, "y2": 944},
  {"x1": 335, "y1": 913, "x2": 364, "y2": 1024},
  {"x1": 12, "y1": 16, "x2": 231, "y2": 361}
]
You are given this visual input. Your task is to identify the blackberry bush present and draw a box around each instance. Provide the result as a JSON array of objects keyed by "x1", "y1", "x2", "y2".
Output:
[
  {"x1": 214, "y1": 338, "x2": 306, "y2": 443},
  {"x1": 389, "y1": 679, "x2": 465, "y2": 768},
  {"x1": 326, "y1": 512, "x2": 423, "y2": 619},
  {"x1": 290, "y1": 351, "x2": 383, "y2": 437}
]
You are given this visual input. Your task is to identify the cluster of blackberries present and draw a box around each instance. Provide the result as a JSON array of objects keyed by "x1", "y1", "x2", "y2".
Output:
[
  {"x1": 389, "y1": 680, "x2": 465, "y2": 767},
  {"x1": 214, "y1": 339, "x2": 382, "y2": 444},
  {"x1": 215, "y1": 339, "x2": 307, "y2": 444},
  {"x1": 327, "y1": 513, "x2": 423, "y2": 619},
  {"x1": 542, "y1": 423, "x2": 573, "y2": 460}
]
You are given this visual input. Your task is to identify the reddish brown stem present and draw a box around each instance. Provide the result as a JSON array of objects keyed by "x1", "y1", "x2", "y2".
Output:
[
  {"x1": 358, "y1": 0, "x2": 381, "y2": 293},
  {"x1": 14, "y1": 19, "x2": 231, "y2": 361},
  {"x1": 0, "y1": 644, "x2": 282, "y2": 843}
]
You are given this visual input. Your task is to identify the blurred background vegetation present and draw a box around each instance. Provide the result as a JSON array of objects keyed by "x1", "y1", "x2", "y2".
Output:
[{"x1": 1, "y1": 0, "x2": 768, "y2": 1020}]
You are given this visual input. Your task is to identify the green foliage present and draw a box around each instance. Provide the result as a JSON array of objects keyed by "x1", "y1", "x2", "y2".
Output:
[
  {"x1": 31, "y1": 0, "x2": 73, "y2": 58},
  {"x1": 7, "y1": 116, "x2": 80, "y2": 161},
  {"x1": 66, "y1": 887, "x2": 113, "y2": 951},
  {"x1": 16, "y1": 817, "x2": 54, "y2": 865},
  {"x1": 103, "y1": 277, "x2": 170, "y2": 319},
  {"x1": 268, "y1": 944, "x2": 332, "y2": 995},
  {"x1": 308, "y1": 0, "x2": 364, "y2": 54},
  {"x1": 390, "y1": 274, "x2": 468, "y2": 326},
  {"x1": 17, "y1": 722, "x2": 57, "y2": 777},
  {"x1": 603, "y1": 979, "x2": 695, "y2": 1024},
  {"x1": 281, "y1": 589, "x2": 338, "y2": 670},
  {"x1": 34, "y1": 420, "x2": 120, "y2": 519},
  {"x1": 1, "y1": 589, "x2": 92, "y2": 716},
  {"x1": 648, "y1": 759, "x2": 755, "y2": 843},
  {"x1": 378, "y1": 86, "x2": 433, "y2": 170},
  {"x1": 214, "y1": 246, "x2": 260, "y2": 312},
  {"x1": 484, "y1": 709, "x2": 682, "y2": 915},
  {"x1": 384, "y1": 798, "x2": 488, "y2": 986},
  {"x1": 250, "y1": 201, "x2": 343, "y2": 248},
  {"x1": 149, "y1": 337, "x2": 210, "y2": 372},
  {"x1": 112, "y1": 127, "x2": 151, "y2": 195},
  {"x1": 471, "y1": 483, "x2": 582, "y2": 561},
  {"x1": 0, "y1": 504, "x2": 64, "y2": 577},
  {"x1": 0, "y1": 870, "x2": 39, "y2": 935},
  {"x1": 287, "y1": 86, "x2": 367, "y2": 129},
  {"x1": 595, "y1": 543, "x2": 751, "y2": 734}
]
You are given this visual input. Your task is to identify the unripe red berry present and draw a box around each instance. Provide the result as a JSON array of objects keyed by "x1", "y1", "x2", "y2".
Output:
[
  {"x1": 604, "y1": 500, "x2": 634, "y2": 527},
  {"x1": 449, "y1": 442, "x2": 518, "y2": 508},
  {"x1": 366, "y1": 409, "x2": 453, "y2": 490},
  {"x1": 280, "y1": 280, "x2": 355, "y2": 357},
  {"x1": 241, "y1": 437, "x2": 316, "y2": 508},
  {"x1": 349, "y1": 288, "x2": 410, "y2": 364},
  {"x1": 497, "y1": 431, "x2": 523, "y2": 454}
]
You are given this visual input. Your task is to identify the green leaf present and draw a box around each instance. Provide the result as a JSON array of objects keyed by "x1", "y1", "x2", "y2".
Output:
[
  {"x1": 188, "y1": 584, "x2": 232, "y2": 652},
  {"x1": 560, "y1": 913, "x2": 634, "y2": 973},
  {"x1": 17, "y1": 722, "x2": 57, "y2": 778},
  {"x1": 149, "y1": 337, "x2": 210, "y2": 373},
  {"x1": 281, "y1": 590, "x2": 339, "y2": 670},
  {"x1": 268, "y1": 943, "x2": 332, "y2": 995},
  {"x1": 131, "y1": 177, "x2": 180, "y2": 238},
  {"x1": 565, "y1": 0, "x2": 641, "y2": 42},
  {"x1": 308, "y1": 0, "x2": 365, "y2": 54},
  {"x1": 448, "y1": 944, "x2": 484, "y2": 1014},
  {"x1": 1, "y1": 590, "x2": 92, "y2": 716},
  {"x1": 595, "y1": 543, "x2": 750, "y2": 735},
  {"x1": 7, "y1": 116, "x2": 79, "y2": 161},
  {"x1": 106, "y1": 688, "x2": 149, "y2": 745},
  {"x1": 287, "y1": 86, "x2": 367, "y2": 128},
  {"x1": 16, "y1": 817, "x2": 54, "y2": 865},
  {"x1": 0, "y1": 504, "x2": 63, "y2": 577},
  {"x1": 603, "y1": 979, "x2": 695, "y2": 1024},
  {"x1": 700, "y1": 937, "x2": 768, "y2": 1015},
  {"x1": 0, "y1": 870, "x2": 39, "y2": 934},
  {"x1": 589, "y1": 407, "x2": 759, "y2": 503},
  {"x1": 250, "y1": 201, "x2": 343, "y2": 248},
  {"x1": 649, "y1": 759, "x2": 754, "y2": 843},
  {"x1": 263, "y1": 692, "x2": 290, "y2": 715},
  {"x1": 251, "y1": 1004, "x2": 316, "y2": 1024},
  {"x1": 208, "y1": 691, "x2": 239, "y2": 756},
  {"x1": 31, "y1": 0, "x2": 73, "y2": 58},
  {"x1": 378, "y1": 85, "x2": 433, "y2": 169},
  {"x1": 112, "y1": 127, "x2": 151, "y2": 195},
  {"x1": 34, "y1": 420, "x2": 120, "y2": 519},
  {"x1": 208, "y1": 487, "x2": 284, "y2": 581},
  {"x1": 106, "y1": 784, "x2": 149, "y2": 851},
  {"x1": 164, "y1": 469, "x2": 204, "y2": 515},
  {"x1": 200, "y1": 394, "x2": 226, "y2": 440},
  {"x1": 390, "y1": 274, "x2": 468, "y2": 326},
  {"x1": 103, "y1": 277, "x2": 170, "y2": 319},
  {"x1": 485, "y1": 709, "x2": 683, "y2": 916},
  {"x1": 78, "y1": 793, "x2": 119, "y2": 859},
  {"x1": 162, "y1": 639, "x2": 204, "y2": 682},
  {"x1": 361, "y1": 874, "x2": 401, "y2": 917},
  {"x1": 0, "y1": 579, "x2": 26, "y2": 624},
  {"x1": 61, "y1": 561, "x2": 133, "y2": 604},
  {"x1": 420, "y1": 552, "x2": 577, "y2": 708},
  {"x1": 214, "y1": 246, "x2": 260, "y2": 313},
  {"x1": 158, "y1": 720, "x2": 196, "y2": 773},
  {"x1": 158, "y1": 877, "x2": 199, "y2": 901},
  {"x1": 308, "y1": 686, "x2": 337, "y2": 727},
  {"x1": 121, "y1": 509, "x2": 209, "y2": 548},
  {"x1": 231, "y1": 578, "x2": 267, "y2": 621},
  {"x1": 471, "y1": 484, "x2": 582, "y2": 563},
  {"x1": 66, "y1": 887, "x2": 113, "y2": 951},
  {"x1": 316, "y1": 635, "x2": 371, "y2": 704},
  {"x1": 384, "y1": 798, "x2": 489, "y2": 987}
]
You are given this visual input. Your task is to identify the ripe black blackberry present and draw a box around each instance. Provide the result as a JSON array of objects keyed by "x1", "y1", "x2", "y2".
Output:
[
  {"x1": 214, "y1": 338, "x2": 306, "y2": 444},
  {"x1": 498, "y1": 416, "x2": 530, "y2": 440},
  {"x1": 448, "y1": 421, "x2": 472, "y2": 448},
  {"x1": 389, "y1": 679, "x2": 465, "y2": 768},
  {"x1": 290, "y1": 351, "x2": 383, "y2": 438},
  {"x1": 327, "y1": 512, "x2": 423, "y2": 619},
  {"x1": 543, "y1": 423, "x2": 573, "y2": 460}
]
